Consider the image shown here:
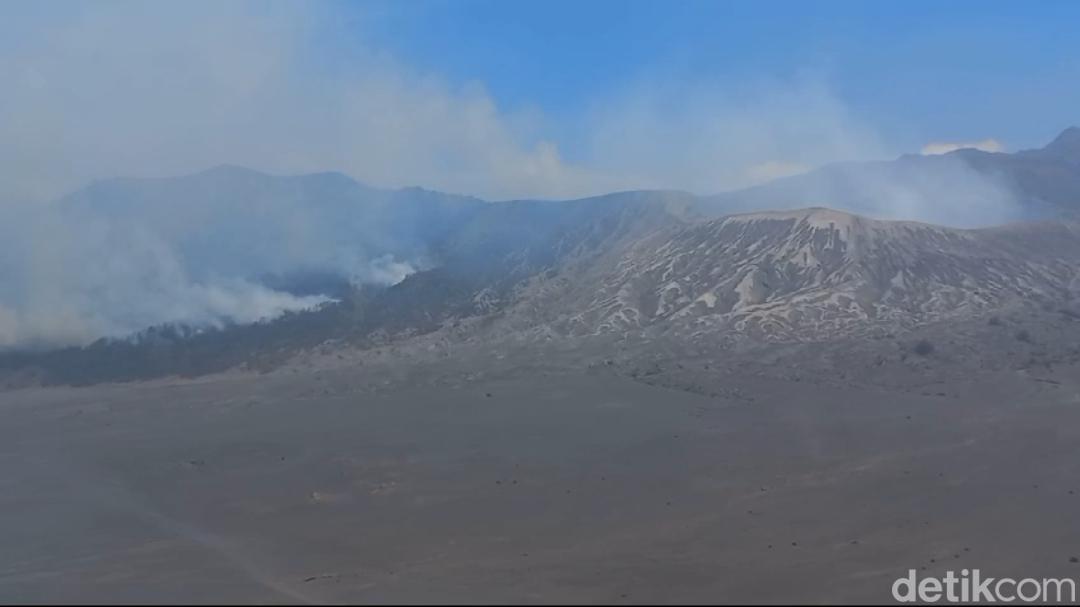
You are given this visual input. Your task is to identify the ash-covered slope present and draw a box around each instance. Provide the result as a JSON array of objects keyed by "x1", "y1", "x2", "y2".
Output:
[
  {"x1": 341, "y1": 190, "x2": 696, "y2": 334},
  {"x1": 506, "y1": 208, "x2": 1080, "y2": 340},
  {"x1": 6, "y1": 130, "x2": 1080, "y2": 384},
  {"x1": 0, "y1": 189, "x2": 696, "y2": 385}
]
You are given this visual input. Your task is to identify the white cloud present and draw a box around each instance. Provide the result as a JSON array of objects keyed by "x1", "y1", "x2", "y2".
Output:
[{"x1": 921, "y1": 138, "x2": 1004, "y2": 155}]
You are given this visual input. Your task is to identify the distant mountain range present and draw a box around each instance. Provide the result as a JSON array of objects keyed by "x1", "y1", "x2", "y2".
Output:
[
  {"x1": 4, "y1": 128, "x2": 1080, "y2": 384},
  {"x1": 59, "y1": 164, "x2": 486, "y2": 289},
  {"x1": 59, "y1": 127, "x2": 1080, "y2": 280},
  {"x1": 701, "y1": 126, "x2": 1080, "y2": 224}
]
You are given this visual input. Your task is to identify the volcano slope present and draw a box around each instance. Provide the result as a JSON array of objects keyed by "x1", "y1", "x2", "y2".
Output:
[
  {"x1": 6, "y1": 204, "x2": 1080, "y2": 603},
  {"x1": 491, "y1": 207, "x2": 1080, "y2": 340}
]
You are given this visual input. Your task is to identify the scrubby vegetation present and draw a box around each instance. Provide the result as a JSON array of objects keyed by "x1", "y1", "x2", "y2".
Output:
[{"x1": 0, "y1": 277, "x2": 457, "y2": 386}]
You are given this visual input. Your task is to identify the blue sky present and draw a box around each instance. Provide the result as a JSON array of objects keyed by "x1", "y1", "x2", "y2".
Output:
[
  {"x1": 343, "y1": 0, "x2": 1080, "y2": 152},
  {"x1": 0, "y1": 0, "x2": 1077, "y2": 347},
  {"x1": 1, "y1": 1, "x2": 1078, "y2": 201}
]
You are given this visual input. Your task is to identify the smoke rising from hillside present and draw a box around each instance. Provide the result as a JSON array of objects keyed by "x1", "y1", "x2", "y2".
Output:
[
  {"x1": 0, "y1": 2, "x2": 1016, "y2": 202},
  {"x1": 0, "y1": 166, "x2": 437, "y2": 349},
  {"x1": 0, "y1": 2, "x2": 1029, "y2": 348},
  {"x1": 0, "y1": 200, "x2": 339, "y2": 349},
  {"x1": 707, "y1": 152, "x2": 1027, "y2": 228}
]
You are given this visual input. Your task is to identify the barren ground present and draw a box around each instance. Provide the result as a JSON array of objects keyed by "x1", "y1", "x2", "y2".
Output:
[{"x1": 3, "y1": 342, "x2": 1080, "y2": 604}]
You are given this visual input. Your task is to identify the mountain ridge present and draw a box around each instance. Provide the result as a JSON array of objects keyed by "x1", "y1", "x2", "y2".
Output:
[
  {"x1": 483, "y1": 205, "x2": 1080, "y2": 342},
  {"x1": 4, "y1": 129, "x2": 1080, "y2": 383},
  {"x1": 702, "y1": 126, "x2": 1080, "y2": 224}
]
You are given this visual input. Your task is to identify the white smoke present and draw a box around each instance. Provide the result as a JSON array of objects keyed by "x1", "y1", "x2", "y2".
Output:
[
  {"x1": 0, "y1": 200, "x2": 347, "y2": 349},
  {"x1": 0, "y1": 3, "x2": 997, "y2": 204},
  {"x1": 0, "y1": 3, "x2": 1031, "y2": 348}
]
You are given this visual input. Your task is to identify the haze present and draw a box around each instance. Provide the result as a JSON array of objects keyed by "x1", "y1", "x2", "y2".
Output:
[{"x1": 3, "y1": 3, "x2": 1080, "y2": 604}]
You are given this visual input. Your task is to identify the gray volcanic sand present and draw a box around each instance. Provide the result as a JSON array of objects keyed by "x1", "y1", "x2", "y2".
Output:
[{"x1": 3, "y1": 360, "x2": 1080, "y2": 603}]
